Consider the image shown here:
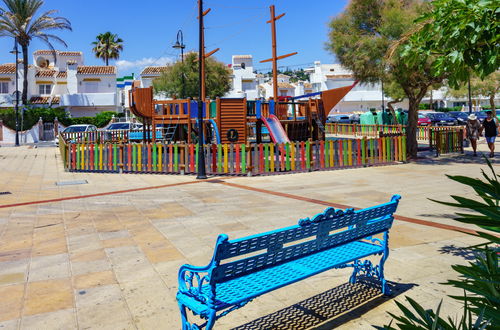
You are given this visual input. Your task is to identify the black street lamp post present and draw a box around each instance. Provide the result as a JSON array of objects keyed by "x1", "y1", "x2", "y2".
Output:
[
  {"x1": 381, "y1": 79, "x2": 385, "y2": 111},
  {"x1": 468, "y1": 75, "x2": 472, "y2": 114},
  {"x1": 197, "y1": 0, "x2": 207, "y2": 179},
  {"x1": 9, "y1": 38, "x2": 20, "y2": 146},
  {"x1": 172, "y1": 30, "x2": 186, "y2": 99}
]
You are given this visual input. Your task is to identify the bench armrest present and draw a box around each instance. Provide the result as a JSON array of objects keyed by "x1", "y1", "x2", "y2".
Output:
[
  {"x1": 177, "y1": 234, "x2": 229, "y2": 304},
  {"x1": 178, "y1": 264, "x2": 214, "y2": 302}
]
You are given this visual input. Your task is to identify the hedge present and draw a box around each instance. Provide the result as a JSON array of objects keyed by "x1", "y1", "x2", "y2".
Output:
[{"x1": 0, "y1": 107, "x2": 123, "y2": 130}]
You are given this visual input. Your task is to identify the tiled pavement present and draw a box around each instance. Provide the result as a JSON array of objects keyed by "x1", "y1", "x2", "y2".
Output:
[{"x1": 0, "y1": 143, "x2": 497, "y2": 329}]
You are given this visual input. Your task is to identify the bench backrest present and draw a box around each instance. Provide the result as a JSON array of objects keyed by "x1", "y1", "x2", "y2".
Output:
[{"x1": 210, "y1": 195, "x2": 401, "y2": 284}]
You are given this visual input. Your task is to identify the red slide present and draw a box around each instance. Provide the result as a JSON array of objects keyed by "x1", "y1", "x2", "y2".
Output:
[{"x1": 261, "y1": 115, "x2": 290, "y2": 143}]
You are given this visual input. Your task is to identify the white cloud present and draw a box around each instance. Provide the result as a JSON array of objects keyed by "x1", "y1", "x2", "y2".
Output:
[{"x1": 116, "y1": 56, "x2": 174, "y2": 72}]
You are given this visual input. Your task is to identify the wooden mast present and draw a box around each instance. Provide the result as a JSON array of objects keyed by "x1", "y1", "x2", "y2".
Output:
[
  {"x1": 198, "y1": 6, "x2": 219, "y2": 101},
  {"x1": 260, "y1": 5, "x2": 297, "y2": 100}
]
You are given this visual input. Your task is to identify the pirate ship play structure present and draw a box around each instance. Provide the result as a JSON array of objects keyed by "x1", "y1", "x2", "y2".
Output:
[{"x1": 128, "y1": 4, "x2": 357, "y2": 146}]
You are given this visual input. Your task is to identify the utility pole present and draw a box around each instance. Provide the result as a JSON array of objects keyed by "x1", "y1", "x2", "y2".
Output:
[
  {"x1": 260, "y1": 5, "x2": 297, "y2": 100},
  {"x1": 468, "y1": 75, "x2": 472, "y2": 114},
  {"x1": 381, "y1": 79, "x2": 385, "y2": 111},
  {"x1": 197, "y1": 0, "x2": 207, "y2": 179},
  {"x1": 10, "y1": 38, "x2": 20, "y2": 146}
]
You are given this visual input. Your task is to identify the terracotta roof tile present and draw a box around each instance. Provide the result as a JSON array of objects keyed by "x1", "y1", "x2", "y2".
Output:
[
  {"x1": 77, "y1": 66, "x2": 116, "y2": 75},
  {"x1": 325, "y1": 74, "x2": 354, "y2": 79},
  {"x1": 34, "y1": 50, "x2": 81, "y2": 57},
  {"x1": 0, "y1": 64, "x2": 16, "y2": 74},
  {"x1": 271, "y1": 82, "x2": 295, "y2": 89},
  {"x1": 29, "y1": 96, "x2": 60, "y2": 104},
  {"x1": 30, "y1": 96, "x2": 51, "y2": 104},
  {"x1": 233, "y1": 55, "x2": 252, "y2": 59},
  {"x1": 141, "y1": 66, "x2": 169, "y2": 75},
  {"x1": 304, "y1": 83, "x2": 312, "y2": 88},
  {"x1": 34, "y1": 50, "x2": 55, "y2": 55},
  {"x1": 58, "y1": 51, "x2": 81, "y2": 56},
  {"x1": 35, "y1": 69, "x2": 56, "y2": 78},
  {"x1": 57, "y1": 71, "x2": 67, "y2": 78}
]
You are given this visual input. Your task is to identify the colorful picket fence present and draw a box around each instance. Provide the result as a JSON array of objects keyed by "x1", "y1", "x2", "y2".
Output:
[
  {"x1": 417, "y1": 125, "x2": 464, "y2": 142},
  {"x1": 325, "y1": 123, "x2": 405, "y2": 137},
  {"x1": 61, "y1": 136, "x2": 406, "y2": 175},
  {"x1": 430, "y1": 128, "x2": 464, "y2": 156}
]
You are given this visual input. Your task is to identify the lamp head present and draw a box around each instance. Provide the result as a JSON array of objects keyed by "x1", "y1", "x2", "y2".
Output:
[{"x1": 172, "y1": 41, "x2": 182, "y2": 49}]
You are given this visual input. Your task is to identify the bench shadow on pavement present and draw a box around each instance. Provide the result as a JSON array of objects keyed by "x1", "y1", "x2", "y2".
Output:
[{"x1": 231, "y1": 277, "x2": 416, "y2": 330}]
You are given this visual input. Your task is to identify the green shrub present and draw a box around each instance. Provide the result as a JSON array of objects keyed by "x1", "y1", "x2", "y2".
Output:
[
  {"x1": 0, "y1": 107, "x2": 118, "y2": 130},
  {"x1": 0, "y1": 106, "x2": 70, "y2": 130}
]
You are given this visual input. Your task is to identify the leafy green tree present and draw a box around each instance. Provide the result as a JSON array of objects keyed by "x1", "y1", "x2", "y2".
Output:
[
  {"x1": 406, "y1": 0, "x2": 499, "y2": 88},
  {"x1": 327, "y1": 0, "x2": 445, "y2": 158},
  {"x1": 91, "y1": 32, "x2": 123, "y2": 66},
  {"x1": 153, "y1": 52, "x2": 231, "y2": 99},
  {"x1": 447, "y1": 72, "x2": 500, "y2": 117},
  {"x1": 0, "y1": 0, "x2": 72, "y2": 104},
  {"x1": 474, "y1": 72, "x2": 500, "y2": 117}
]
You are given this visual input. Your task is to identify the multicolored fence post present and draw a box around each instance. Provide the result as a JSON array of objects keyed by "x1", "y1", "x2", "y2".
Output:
[{"x1": 62, "y1": 135, "x2": 408, "y2": 175}]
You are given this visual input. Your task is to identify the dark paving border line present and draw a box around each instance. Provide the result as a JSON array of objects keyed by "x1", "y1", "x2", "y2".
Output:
[
  {"x1": 214, "y1": 180, "x2": 480, "y2": 235},
  {"x1": 0, "y1": 180, "x2": 201, "y2": 209}
]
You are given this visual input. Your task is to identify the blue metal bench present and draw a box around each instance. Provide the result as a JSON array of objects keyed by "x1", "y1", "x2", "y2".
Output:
[{"x1": 176, "y1": 195, "x2": 401, "y2": 329}]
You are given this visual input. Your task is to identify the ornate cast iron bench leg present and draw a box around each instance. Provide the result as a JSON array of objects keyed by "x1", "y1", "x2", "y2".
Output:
[
  {"x1": 349, "y1": 232, "x2": 391, "y2": 295},
  {"x1": 178, "y1": 302, "x2": 217, "y2": 330}
]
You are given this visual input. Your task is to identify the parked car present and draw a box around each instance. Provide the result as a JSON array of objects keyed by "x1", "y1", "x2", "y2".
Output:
[
  {"x1": 448, "y1": 111, "x2": 469, "y2": 125},
  {"x1": 56, "y1": 124, "x2": 97, "y2": 145},
  {"x1": 473, "y1": 111, "x2": 487, "y2": 123},
  {"x1": 425, "y1": 112, "x2": 457, "y2": 126},
  {"x1": 326, "y1": 114, "x2": 351, "y2": 124},
  {"x1": 106, "y1": 122, "x2": 143, "y2": 131},
  {"x1": 349, "y1": 114, "x2": 360, "y2": 124},
  {"x1": 62, "y1": 124, "x2": 97, "y2": 133},
  {"x1": 418, "y1": 114, "x2": 432, "y2": 126}
]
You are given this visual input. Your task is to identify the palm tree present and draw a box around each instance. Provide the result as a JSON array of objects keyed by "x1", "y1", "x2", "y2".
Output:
[
  {"x1": 0, "y1": 0, "x2": 71, "y2": 104},
  {"x1": 91, "y1": 32, "x2": 123, "y2": 66}
]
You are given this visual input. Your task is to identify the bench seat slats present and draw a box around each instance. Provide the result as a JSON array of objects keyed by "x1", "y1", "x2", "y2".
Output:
[
  {"x1": 193, "y1": 240, "x2": 382, "y2": 309},
  {"x1": 212, "y1": 217, "x2": 393, "y2": 283}
]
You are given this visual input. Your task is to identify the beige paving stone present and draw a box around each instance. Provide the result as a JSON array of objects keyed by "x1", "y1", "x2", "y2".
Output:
[
  {"x1": 101, "y1": 237, "x2": 136, "y2": 248},
  {"x1": 69, "y1": 249, "x2": 107, "y2": 263},
  {"x1": 31, "y1": 240, "x2": 68, "y2": 257},
  {"x1": 0, "y1": 249, "x2": 31, "y2": 263},
  {"x1": 28, "y1": 253, "x2": 70, "y2": 282},
  {"x1": 0, "y1": 319, "x2": 19, "y2": 330},
  {"x1": 75, "y1": 284, "x2": 134, "y2": 330},
  {"x1": 20, "y1": 308, "x2": 76, "y2": 330},
  {"x1": 71, "y1": 259, "x2": 111, "y2": 276},
  {"x1": 0, "y1": 273, "x2": 25, "y2": 286},
  {"x1": 73, "y1": 270, "x2": 117, "y2": 290},
  {"x1": 98, "y1": 229, "x2": 130, "y2": 240},
  {"x1": 0, "y1": 284, "x2": 24, "y2": 322},
  {"x1": 24, "y1": 279, "x2": 73, "y2": 316},
  {"x1": 120, "y1": 278, "x2": 175, "y2": 330}
]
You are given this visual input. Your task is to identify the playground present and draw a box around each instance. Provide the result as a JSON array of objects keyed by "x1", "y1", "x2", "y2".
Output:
[{"x1": 0, "y1": 143, "x2": 493, "y2": 329}]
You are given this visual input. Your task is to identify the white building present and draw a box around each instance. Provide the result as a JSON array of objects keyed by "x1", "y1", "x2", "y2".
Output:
[
  {"x1": 225, "y1": 55, "x2": 260, "y2": 99},
  {"x1": 140, "y1": 66, "x2": 169, "y2": 89},
  {"x1": 305, "y1": 61, "x2": 408, "y2": 113},
  {"x1": 0, "y1": 50, "x2": 119, "y2": 117}
]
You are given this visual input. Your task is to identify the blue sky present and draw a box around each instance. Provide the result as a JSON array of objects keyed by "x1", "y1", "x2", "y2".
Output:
[{"x1": 0, "y1": 0, "x2": 349, "y2": 77}]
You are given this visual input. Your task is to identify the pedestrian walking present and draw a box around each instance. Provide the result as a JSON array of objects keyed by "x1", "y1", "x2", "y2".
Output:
[
  {"x1": 466, "y1": 114, "x2": 481, "y2": 156},
  {"x1": 482, "y1": 111, "x2": 499, "y2": 157}
]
